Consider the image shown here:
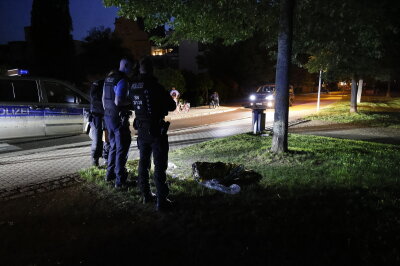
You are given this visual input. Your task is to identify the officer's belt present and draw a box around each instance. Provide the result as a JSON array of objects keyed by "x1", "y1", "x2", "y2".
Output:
[{"x1": 135, "y1": 119, "x2": 164, "y2": 129}]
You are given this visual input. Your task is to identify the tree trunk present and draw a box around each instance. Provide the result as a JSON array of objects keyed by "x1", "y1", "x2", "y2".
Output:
[
  {"x1": 356, "y1": 79, "x2": 363, "y2": 103},
  {"x1": 350, "y1": 76, "x2": 358, "y2": 113},
  {"x1": 271, "y1": 0, "x2": 294, "y2": 153},
  {"x1": 386, "y1": 81, "x2": 391, "y2": 98}
]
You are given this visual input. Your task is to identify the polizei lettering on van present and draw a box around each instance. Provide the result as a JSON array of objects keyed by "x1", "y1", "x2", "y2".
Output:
[{"x1": 0, "y1": 106, "x2": 32, "y2": 116}]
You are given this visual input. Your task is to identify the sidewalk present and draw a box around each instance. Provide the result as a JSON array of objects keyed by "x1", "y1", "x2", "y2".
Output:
[{"x1": 289, "y1": 120, "x2": 400, "y2": 145}]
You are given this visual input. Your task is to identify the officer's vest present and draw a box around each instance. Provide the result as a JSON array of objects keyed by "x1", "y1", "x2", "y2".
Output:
[
  {"x1": 103, "y1": 72, "x2": 123, "y2": 117},
  {"x1": 130, "y1": 80, "x2": 153, "y2": 120},
  {"x1": 90, "y1": 80, "x2": 104, "y2": 115}
]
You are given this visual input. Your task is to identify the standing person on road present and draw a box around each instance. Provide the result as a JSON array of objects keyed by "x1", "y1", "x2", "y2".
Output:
[
  {"x1": 210, "y1": 91, "x2": 220, "y2": 108},
  {"x1": 130, "y1": 57, "x2": 176, "y2": 211},
  {"x1": 213, "y1": 91, "x2": 220, "y2": 107},
  {"x1": 89, "y1": 77, "x2": 110, "y2": 166},
  {"x1": 102, "y1": 58, "x2": 133, "y2": 189}
]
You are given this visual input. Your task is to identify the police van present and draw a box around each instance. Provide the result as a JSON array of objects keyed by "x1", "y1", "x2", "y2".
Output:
[{"x1": 0, "y1": 76, "x2": 90, "y2": 140}]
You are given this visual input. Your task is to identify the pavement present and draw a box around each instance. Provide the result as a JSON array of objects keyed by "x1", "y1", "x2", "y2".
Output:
[
  {"x1": 289, "y1": 120, "x2": 400, "y2": 145},
  {"x1": 1, "y1": 104, "x2": 399, "y2": 201}
]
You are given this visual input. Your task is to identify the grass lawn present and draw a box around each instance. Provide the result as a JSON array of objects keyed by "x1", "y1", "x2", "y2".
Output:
[
  {"x1": 76, "y1": 133, "x2": 400, "y2": 265},
  {"x1": 306, "y1": 97, "x2": 400, "y2": 127}
]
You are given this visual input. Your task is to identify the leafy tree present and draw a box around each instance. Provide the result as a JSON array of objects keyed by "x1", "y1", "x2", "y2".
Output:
[
  {"x1": 104, "y1": 0, "x2": 297, "y2": 152},
  {"x1": 294, "y1": 0, "x2": 400, "y2": 112},
  {"x1": 104, "y1": 0, "x2": 277, "y2": 46},
  {"x1": 31, "y1": 0, "x2": 75, "y2": 81},
  {"x1": 154, "y1": 67, "x2": 186, "y2": 93}
]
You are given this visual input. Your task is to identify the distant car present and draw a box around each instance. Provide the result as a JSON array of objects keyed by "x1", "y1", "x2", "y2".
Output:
[
  {"x1": 248, "y1": 83, "x2": 294, "y2": 108},
  {"x1": 0, "y1": 76, "x2": 90, "y2": 140}
]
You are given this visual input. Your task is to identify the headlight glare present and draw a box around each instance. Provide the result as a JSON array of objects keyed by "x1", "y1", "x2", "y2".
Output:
[{"x1": 265, "y1": 95, "x2": 274, "y2": 100}]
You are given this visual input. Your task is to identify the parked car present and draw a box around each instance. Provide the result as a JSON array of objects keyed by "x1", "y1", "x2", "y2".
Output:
[
  {"x1": 248, "y1": 83, "x2": 295, "y2": 108},
  {"x1": 0, "y1": 76, "x2": 90, "y2": 140}
]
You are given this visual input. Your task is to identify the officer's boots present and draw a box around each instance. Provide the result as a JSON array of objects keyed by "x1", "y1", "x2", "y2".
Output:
[
  {"x1": 156, "y1": 198, "x2": 173, "y2": 212},
  {"x1": 92, "y1": 158, "x2": 99, "y2": 167},
  {"x1": 142, "y1": 192, "x2": 156, "y2": 204}
]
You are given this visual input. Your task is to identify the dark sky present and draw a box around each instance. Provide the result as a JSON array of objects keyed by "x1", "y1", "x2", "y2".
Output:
[{"x1": 0, "y1": 0, "x2": 119, "y2": 45}]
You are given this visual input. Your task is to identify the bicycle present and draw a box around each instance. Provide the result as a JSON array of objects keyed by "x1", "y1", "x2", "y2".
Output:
[
  {"x1": 175, "y1": 100, "x2": 190, "y2": 113},
  {"x1": 179, "y1": 101, "x2": 190, "y2": 112},
  {"x1": 209, "y1": 99, "x2": 216, "y2": 109}
]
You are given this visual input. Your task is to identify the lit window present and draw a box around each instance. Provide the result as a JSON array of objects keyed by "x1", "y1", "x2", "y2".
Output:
[{"x1": 151, "y1": 47, "x2": 173, "y2": 56}]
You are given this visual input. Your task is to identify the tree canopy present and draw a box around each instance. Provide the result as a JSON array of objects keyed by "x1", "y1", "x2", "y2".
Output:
[
  {"x1": 104, "y1": 0, "x2": 278, "y2": 46},
  {"x1": 294, "y1": 0, "x2": 391, "y2": 79},
  {"x1": 294, "y1": 0, "x2": 400, "y2": 111}
]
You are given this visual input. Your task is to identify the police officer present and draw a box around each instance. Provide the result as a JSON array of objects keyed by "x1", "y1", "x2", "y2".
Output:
[
  {"x1": 102, "y1": 58, "x2": 133, "y2": 189},
  {"x1": 89, "y1": 78, "x2": 109, "y2": 166},
  {"x1": 130, "y1": 57, "x2": 176, "y2": 211}
]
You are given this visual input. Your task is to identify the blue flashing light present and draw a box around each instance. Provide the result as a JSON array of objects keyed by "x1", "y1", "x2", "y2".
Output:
[{"x1": 18, "y1": 69, "x2": 29, "y2": 75}]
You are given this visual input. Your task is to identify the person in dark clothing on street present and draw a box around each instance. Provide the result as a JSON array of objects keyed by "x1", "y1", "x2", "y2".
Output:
[
  {"x1": 210, "y1": 91, "x2": 220, "y2": 108},
  {"x1": 130, "y1": 57, "x2": 176, "y2": 211},
  {"x1": 102, "y1": 58, "x2": 133, "y2": 189},
  {"x1": 89, "y1": 78, "x2": 110, "y2": 166}
]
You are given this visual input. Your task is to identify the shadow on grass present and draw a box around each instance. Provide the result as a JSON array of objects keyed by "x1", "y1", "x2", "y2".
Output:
[
  {"x1": 165, "y1": 182, "x2": 400, "y2": 266},
  {"x1": 1, "y1": 172, "x2": 399, "y2": 266},
  {"x1": 80, "y1": 161, "x2": 400, "y2": 265}
]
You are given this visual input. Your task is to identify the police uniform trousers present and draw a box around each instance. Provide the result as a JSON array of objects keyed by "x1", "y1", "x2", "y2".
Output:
[
  {"x1": 90, "y1": 114, "x2": 109, "y2": 161},
  {"x1": 104, "y1": 115, "x2": 131, "y2": 186},
  {"x1": 137, "y1": 124, "x2": 169, "y2": 200}
]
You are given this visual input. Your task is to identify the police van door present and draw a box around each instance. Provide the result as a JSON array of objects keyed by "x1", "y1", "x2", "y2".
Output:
[
  {"x1": 41, "y1": 80, "x2": 89, "y2": 136},
  {"x1": 0, "y1": 78, "x2": 45, "y2": 140}
]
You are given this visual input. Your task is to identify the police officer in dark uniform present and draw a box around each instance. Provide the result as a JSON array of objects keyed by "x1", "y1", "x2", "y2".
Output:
[
  {"x1": 89, "y1": 78, "x2": 109, "y2": 166},
  {"x1": 102, "y1": 58, "x2": 133, "y2": 189},
  {"x1": 130, "y1": 57, "x2": 176, "y2": 211}
]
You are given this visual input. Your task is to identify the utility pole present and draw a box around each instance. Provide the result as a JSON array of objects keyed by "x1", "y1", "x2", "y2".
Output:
[{"x1": 317, "y1": 69, "x2": 322, "y2": 111}]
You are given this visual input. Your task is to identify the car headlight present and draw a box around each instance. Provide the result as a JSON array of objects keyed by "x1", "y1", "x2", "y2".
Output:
[
  {"x1": 265, "y1": 95, "x2": 274, "y2": 100},
  {"x1": 249, "y1": 95, "x2": 256, "y2": 101}
]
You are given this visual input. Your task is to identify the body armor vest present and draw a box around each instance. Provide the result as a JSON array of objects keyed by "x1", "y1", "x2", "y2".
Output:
[
  {"x1": 103, "y1": 72, "x2": 123, "y2": 117},
  {"x1": 130, "y1": 80, "x2": 153, "y2": 120},
  {"x1": 90, "y1": 80, "x2": 104, "y2": 115}
]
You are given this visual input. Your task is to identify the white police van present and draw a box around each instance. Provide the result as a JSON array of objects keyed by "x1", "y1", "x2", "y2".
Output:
[{"x1": 0, "y1": 76, "x2": 90, "y2": 140}]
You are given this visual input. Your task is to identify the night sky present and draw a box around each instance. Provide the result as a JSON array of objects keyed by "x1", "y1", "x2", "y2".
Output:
[{"x1": 0, "y1": 0, "x2": 119, "y2": 45}]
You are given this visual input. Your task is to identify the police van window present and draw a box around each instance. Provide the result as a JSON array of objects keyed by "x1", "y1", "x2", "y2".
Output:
[
  {"x1": 0, "y1": 80, "x2": 39, "y2": 103},
  {"x1": 0, "y1": 80, "x2": 14, "y2": 102},
  {"x1": 43, "y1": 81, "x2": 88, "y2": 104}
]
